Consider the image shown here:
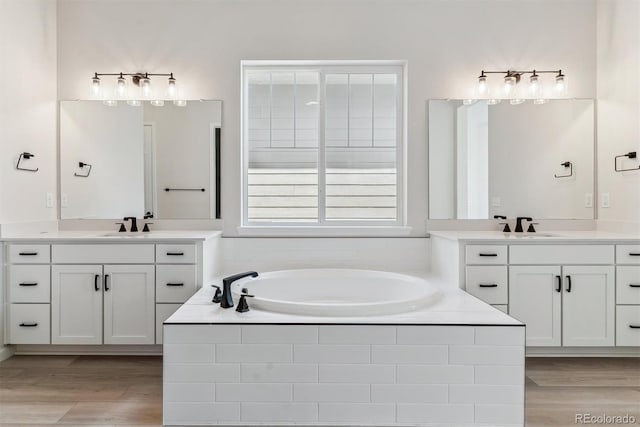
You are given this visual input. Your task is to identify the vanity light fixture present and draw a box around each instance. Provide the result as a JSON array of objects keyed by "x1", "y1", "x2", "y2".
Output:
[
  {"x1": 475, "y1": 68, "x2": 567, "y2": 103},
  {"x1": 103, "y1": 100, "x2": 118, "y2": 107},
  {"x1": 173, "y1": 100, "x2": 187, "y2": 107},
  {"x1": 486, "y1": 99, "x2": 502, "y2": 105},
  {"x1": 89, "y1": 71, "x2": 178, "y2": 103},
  {"x1": 150, "y1": 100, "x2": 165, "y2": 107}
]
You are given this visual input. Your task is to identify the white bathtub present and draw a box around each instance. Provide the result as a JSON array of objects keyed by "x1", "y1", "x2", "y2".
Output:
[{"x1": 230, "y1": 268, "x2": 440, "y2": 316}]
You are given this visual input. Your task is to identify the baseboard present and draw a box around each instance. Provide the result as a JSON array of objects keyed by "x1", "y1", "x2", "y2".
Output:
[
  {"x1": 527, "y1": 347, "x2": 640, "y2": 357},
  {"x1": 0, "y1": 345, "x2": 16, "y2": 362},
  {"x1": 14, "y1": 344, "x2": 162, "y2": 356}
]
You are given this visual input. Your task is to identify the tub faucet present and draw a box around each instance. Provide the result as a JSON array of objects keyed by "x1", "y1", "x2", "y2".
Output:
[{"x1": 220, "y1": 271, "x2": 258, "y2": 308}]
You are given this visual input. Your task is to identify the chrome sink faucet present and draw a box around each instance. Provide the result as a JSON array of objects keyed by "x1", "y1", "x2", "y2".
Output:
[{"x1": 220, "y1": 271, "x2": 258, "y2": 308}]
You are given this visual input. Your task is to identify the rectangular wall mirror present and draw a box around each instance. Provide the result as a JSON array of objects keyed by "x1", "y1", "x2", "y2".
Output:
[
  {"x1": 428, "y1": 99, "x2": 595, "y2": 220},
  {"x1": 60, "y1": 100, "x2": 222, "y2": 220}
]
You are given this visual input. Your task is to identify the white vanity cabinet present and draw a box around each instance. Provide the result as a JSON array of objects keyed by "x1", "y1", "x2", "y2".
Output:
[
  {"x1": 3, "y1": 232, "x2": 220, "y2": 349},
  {"x1": 51, "y1": 264, "x2": 155, "y2": 345},
  {"x1": 616, "y1": 244, "x2": 640, "y2": 346}
]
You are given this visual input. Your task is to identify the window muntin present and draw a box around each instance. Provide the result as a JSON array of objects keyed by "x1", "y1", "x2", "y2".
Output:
[{"x1": 243, "y1": 63, "x2": 404, "y2": 226}]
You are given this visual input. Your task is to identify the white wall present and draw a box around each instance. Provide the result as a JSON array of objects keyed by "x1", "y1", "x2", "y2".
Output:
[
  {"x1": 60, "y1": 101, "x2": 145, "y2": 219},
  {"x1": 0, "y1": 0, "x2": 57, "y2": 223},
  {"x1": 597, "y1": 0, "x2": 640, "y2": 227},
  {"x1": 56, "y1": 0, "x2": 597, "y2": 235}
]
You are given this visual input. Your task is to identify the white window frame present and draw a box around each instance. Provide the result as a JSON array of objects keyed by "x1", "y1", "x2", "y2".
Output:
[{"x1": 241, "y1": 60, "x2": 407, "y2": 231}]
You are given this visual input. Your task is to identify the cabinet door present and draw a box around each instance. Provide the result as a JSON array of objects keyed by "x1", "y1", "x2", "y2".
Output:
[
  {"x1": 562, "y1": 266, "x2": 615, "y2": 347},
  {"x1": 52, "y1": 265, "x2": 103, "y2": 345},
  {"x1": 509, "y1": 266, "x2": 562, "y2": 347},
  {"x1": 103, "y1": 265, "x2": 155, "y2": 345}
]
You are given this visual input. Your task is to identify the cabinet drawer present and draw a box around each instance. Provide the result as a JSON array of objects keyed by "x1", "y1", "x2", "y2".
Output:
[
  {"x1": 8, "y1": 265, "x2": 51, "y2": 303},
  {"x1": 465, "y1": 245, "x2": 507, "y2": 265},
  {"x1": 616, "y1": 306, "x2": 640, "y2": 347},
  {"x1": 8, "y1": 304, "x2": 51, "y2": 344},
  {"x1": 465, "y1": 266, "x2": 508, "y2": 304},
  {"x1": 616, "y1": 266, "x2": 640, "y2": 305},
  {"x1": 9, "y1": 244, "x2": 50, "y2": 264},
  {"x1": 617, "y1": 245, "x2": 640, "y2": 265},
  {"x1": 156, "y1": 303, "x2": 182, "y2": 344},
  {"x1": 509, "y1": 245, "x2": 614, "y2": 265},
  {"x1": 156, "y1": 244, "x2": 196, "y2": 264},
  {"x1": 52, "y1": 244, "x2": 154, "y2": 264},
  {"x1": 156, "y1": 265, "x2": 197, "y2": 303}
]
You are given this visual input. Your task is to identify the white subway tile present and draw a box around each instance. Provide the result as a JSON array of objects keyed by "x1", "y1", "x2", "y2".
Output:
[
  {"x1": 294, "y1": 345, "x2": 370, "y2": 363},
  {"x1": 319, "y1": 364, "x2": 395, "y2": 383},
  {"x1": 371, "y1": 345, "x2": 448, "y2": 364},
  {"x1": 475, "y1": 404, "x2": 525, "y2": 425},
  {"x1": 164, "y1": 364, "x2": 239, "y2": 383},
  {"x1": 241, "y1": 363, "x2": 318, "y2": 383},
  {"x1": 242, "y1": 325, "x2": 318, "y2": 343},
  {"x1": 474, "y1": 365, "x2": 525, "y2": 385},
  {"x1": 241, "y1": 402, "x2": 318, "y2": 422},
  {"x1": 449, "y1": 345, "x2": 524, "y2": 365},
  {"x1": 397, "y1": 404, "x2": 474, "y2": 424},
  {"x1": 475, "y1": 326, "x2": 525, "y2": 345},
  {"x1": 450, "y1": 385, "x2": 524, "y2": 404},
  {"x1": 216, "y1": 383, "x2": 292, "y2": 402},
  {"x1": 319, "y1": 325, "x2": 396, "y2": 344},
  {"x1": 217, "y1": 344, "x2": 292, "y2": 363},
  {"x1": 397, "y1": 365, "x2": 474, "y2": 384},
  {"x1": 397, "y1": 326, "x2": 474, "y2": 344},
  {"x1": 164, "y1": 344, "x2": 215, "y2": 364},
  {"x1": 294, "y1": 384, "x2": 370, "y2": 402},
  {"x1": 319, "y1": 403, "x2": 396, "y2": 423},
  {"x1": 163, "y1": 383, "x2": 215, "y2": 402},
  {"x1": 371, "y1": 384, "x2": 448, "y2": 403},
  {"x1": 164, "y1": 325, "x2": 240, "y2": 344},
  {"x1": 163, "y1": 402, "x2": 240, "y2": 423}
]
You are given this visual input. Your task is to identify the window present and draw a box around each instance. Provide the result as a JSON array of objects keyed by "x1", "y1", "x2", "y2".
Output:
[{"x1": 242, "y1": 61, "x2": 405, "y2": 226}]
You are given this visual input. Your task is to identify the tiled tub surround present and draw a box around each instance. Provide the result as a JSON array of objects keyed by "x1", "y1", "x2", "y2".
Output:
[{"x1": 164, "y1": 289, "x2": 524, "y2": 426}]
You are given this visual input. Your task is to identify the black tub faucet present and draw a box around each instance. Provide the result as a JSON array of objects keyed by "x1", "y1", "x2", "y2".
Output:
[
  {"x1": 515, "y1": 217, "x2": 533, "y2": 233},
  {"x1": 123, "y1": 217, "x2": 138, "y2": 232},
  {"x1": 220, "y1": 271, "x2": 258, "y2": 308}
]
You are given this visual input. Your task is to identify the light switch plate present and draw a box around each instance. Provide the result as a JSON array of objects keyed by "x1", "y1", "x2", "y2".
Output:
[
  {"x1": 585, "y1": 193, "x2": 593, "y2": 208},
  {"x1": 46, "y1": 192, "x2": 55, "y2": 208},
  {"x1": 601, "y1": 193, "x2": 610, "y2": 208}
]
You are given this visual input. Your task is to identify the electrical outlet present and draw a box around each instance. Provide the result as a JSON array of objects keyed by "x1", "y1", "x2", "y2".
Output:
[
  {"x1": 491, "y1": 196, "x2": 501, "y2": 207},
  {"x1": 61, "y1": 193, "x2": 68, "y2": 207},
  {"x1": 585, "y1": 193, "x2": 593, "y2": 208},
  {"x1": 601, "y1": 192, "x2": 610, "y2": 208},
  {"x1": 46, "y1": 192, "x2": 55, "y2": 208}
]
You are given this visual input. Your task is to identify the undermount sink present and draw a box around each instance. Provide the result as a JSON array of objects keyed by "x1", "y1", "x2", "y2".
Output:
[
  {"x1": 99, "y1": 232, "x2": 150, "y2": 238},
  {"x1": 511, "y1": 233, "x2": 559, "y2": 238}
]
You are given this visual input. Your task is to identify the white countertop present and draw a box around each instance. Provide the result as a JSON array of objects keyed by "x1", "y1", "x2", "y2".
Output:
[
  {"x1": 166, "y1": 284, "x2": 522, "y2": 326},
  {"x1": 428, "y1": 230, "x2": 640, "y2": 243},
  {"x1": 0, "y1": 230, "x2": 222, "y2": 242}
]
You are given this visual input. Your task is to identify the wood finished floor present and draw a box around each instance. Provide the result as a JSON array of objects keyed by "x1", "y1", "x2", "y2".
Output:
[{"x1": 0, "y1": 356, "x2": 638, "y2": 426}]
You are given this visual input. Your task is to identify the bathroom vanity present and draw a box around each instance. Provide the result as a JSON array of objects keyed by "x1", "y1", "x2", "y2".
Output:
[
  {"x1": 430, "y1": 231, "x2": 640, "y2": 354},
  {"x1": 2, "y1": 231, "x2": 221, "y2": 350}
]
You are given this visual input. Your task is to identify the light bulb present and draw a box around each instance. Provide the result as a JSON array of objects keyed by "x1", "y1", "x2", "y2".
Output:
[
  {"x1": 103, "y1": 100, "x2": 118, "y2": 107},
  {"x1": 462, "y1": 99, "x2": 476, "y2": 105},
  {"x1": 173, "y1": 100, "x2": 187, "y2": 107},
  {"x1": 140, "y1": 75, "x2": 151, "y2": 98},
  {"x1": 477, "y1": 73, "x2": 488, "y2": 97},
  {"x1": 91, "y1": 74, "x2": 101, "y2": 97},
  {"x1": 510, "y1": 98, "x2": 525, "y2": 105},
  {"x1": 127, "y1": 100, "x2": 141, "y2": 107},
  {"x1": 487, "y1": 99, "x2": 502, "y2": 105},
  {"x1": 503, "y1": 74, "x2": 517, "y2": 97},
  {"x1": 529, "y1": 73, "x2": 541, "y2": 98},
  {"x1": 116, "y1": 73, "x2": 127, "y2": 97},
  {"x1": 533, "y1": 98, "x2": 548, "y2": 105},
  {"x1": 150, "y1": 100, "x2": 165, "y2": 107},
  {"x1": 167, "y1": 74, "x2": 177, "y2": 99},
  {"x1": 554, "y1": 71, "x2": 567, "y2": 96}
]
